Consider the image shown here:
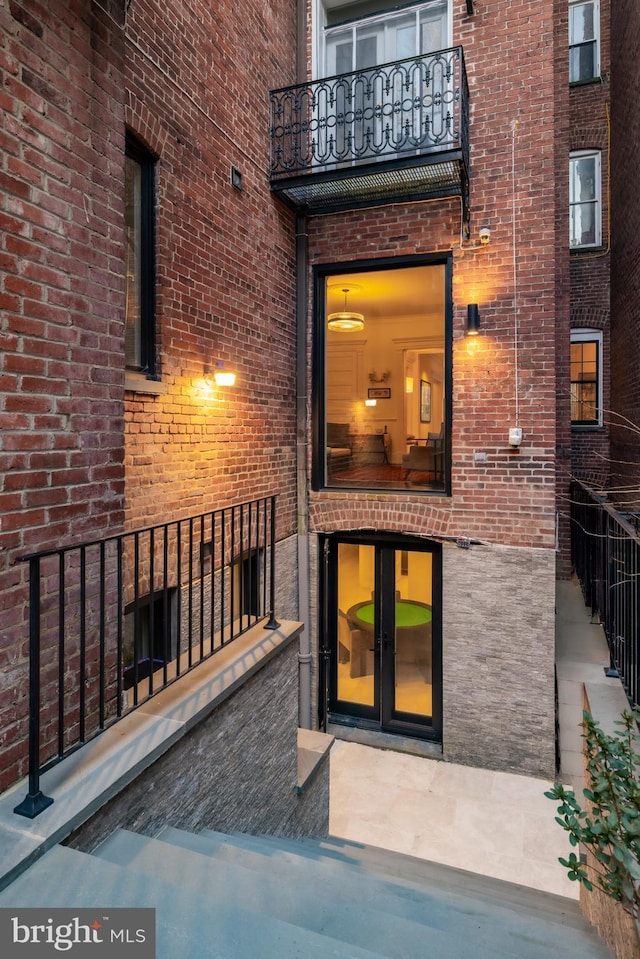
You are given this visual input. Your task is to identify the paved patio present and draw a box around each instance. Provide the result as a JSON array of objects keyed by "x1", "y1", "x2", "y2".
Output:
[{"x1": 329, "y1": 577, "x2": 618, "y2": 899}]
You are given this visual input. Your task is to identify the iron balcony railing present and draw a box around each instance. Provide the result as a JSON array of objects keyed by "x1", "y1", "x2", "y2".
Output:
[
  {"x1": 14, "y1": 496, "x2": 279, "y2": 818},
  {"x1": 269, "y1": 46, "x2": 469, "y2": 223},
  {"x1": 571, "y1": 480, "x2": 640, "y2": 710}
]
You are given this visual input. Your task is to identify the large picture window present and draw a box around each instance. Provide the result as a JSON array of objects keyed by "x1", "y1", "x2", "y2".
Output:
[
  {"x1": 569, "y1": 0, "x2": 600, "y2": 83},
  {"x1": 125, "y1": 134, "x2": 157, "y2": 377},
  {"x1": 569, "y1": 151, "x2": 601, "y2": 249},
  {"x1": 314, "y1": 256, "x2": 451, "y2": 493},
  {"x1": 571, "y1": 329, "x2": 602, "y2": 427}
]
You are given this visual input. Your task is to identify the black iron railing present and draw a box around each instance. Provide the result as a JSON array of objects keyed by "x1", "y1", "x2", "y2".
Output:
[
  {"x1": 269, "y1": 45, "x2": 469, "y2": 177},
  {"x1": 14, "y1": 496, "x2": 279, "y2": 818},
  {"x1": 571, "y1": 480, "x2": 640, "y2": 710},
  {"x1": 269, "y1": 46, "x2": 469, "y2": 224}
]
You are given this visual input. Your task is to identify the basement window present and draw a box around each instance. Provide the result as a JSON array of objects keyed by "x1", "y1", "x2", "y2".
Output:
[{"x1": 123, "y1": 589, "x2": 177, "y2": 689}]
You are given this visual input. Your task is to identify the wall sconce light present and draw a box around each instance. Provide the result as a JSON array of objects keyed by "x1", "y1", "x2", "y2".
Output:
[
  {"x1": 365, "y1": 398, "x2": 377, "y2": 407},
  {"x1": 405, "y1": 376, "x2": 414, "y2": 394},
  {"x1": 214, "y1": 361, "x2": 236, "y2": 386},
  {"x1": 466, "y1": 304, "x2": 480, "y2": 335}
]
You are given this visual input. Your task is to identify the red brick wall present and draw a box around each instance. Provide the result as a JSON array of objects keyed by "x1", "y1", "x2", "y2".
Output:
[
  {"x1": 568, "y1": 0, "x2": 611, "y2": 488},
  {"x1": 0, "y1": 1, "x2": 127, "y2": 790},
  {"x1": 123, "y1": 0, "x2": 299, "y2": 538},
  {"x1": 307, "y1": 0, "x2": 564, "y2": 551},
  {"x1": 554, "y1": 0, "x2": 572, "y2": 576},
  {"x1": 610, "y1": 0, "x2": 640, "y2": 506},
  {"x1": 0, "y1": 0, "x2": 299, "y2": 793}
]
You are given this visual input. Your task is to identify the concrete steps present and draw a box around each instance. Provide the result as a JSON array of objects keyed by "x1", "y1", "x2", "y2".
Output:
[{"x1": 0, "y1": 828, "x2": 615, "y2": 959}]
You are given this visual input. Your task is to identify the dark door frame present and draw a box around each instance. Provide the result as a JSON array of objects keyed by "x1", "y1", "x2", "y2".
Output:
[{"x1": 319, "y1": 530, "x2": 442, "y2": 742}]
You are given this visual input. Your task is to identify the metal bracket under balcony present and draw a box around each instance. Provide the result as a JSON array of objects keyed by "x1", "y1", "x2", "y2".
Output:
[{"x1": 269, "y1": 46, "x2": 469, "y2": 233}]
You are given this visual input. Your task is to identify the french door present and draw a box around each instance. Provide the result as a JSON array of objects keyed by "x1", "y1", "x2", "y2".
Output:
[
  {"x1": 322, "y1": 534, "x2": 442, "y2": 739},
  {"x1": 323, "y1": 1, "x2": 450, "y2": 161}
]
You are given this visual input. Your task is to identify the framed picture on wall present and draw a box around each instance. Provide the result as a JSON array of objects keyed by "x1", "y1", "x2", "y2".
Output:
[{"x1": 420, "y1": 380, "x2": 431, "y2": 423}]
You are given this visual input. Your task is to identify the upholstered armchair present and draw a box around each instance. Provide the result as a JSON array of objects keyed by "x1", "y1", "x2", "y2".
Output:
[
  {"x1": 402, "y1": 428, "x2": 444, "y2": 481},
  {"x1": 326, "y1": 422, "x2": 352, "y2": 466}
]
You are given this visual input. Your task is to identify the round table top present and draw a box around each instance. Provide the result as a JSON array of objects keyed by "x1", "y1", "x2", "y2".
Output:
[{"x1": 351, "y1": 600, "x2": 432, "y2": 627}]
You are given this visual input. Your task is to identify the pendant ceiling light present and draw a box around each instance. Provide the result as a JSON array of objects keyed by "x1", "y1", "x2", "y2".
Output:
[{"x1": 327, "y1": 287, "x2": 365, "y2": 333}]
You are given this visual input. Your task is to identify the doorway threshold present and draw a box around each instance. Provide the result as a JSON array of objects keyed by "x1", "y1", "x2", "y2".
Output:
[{"x1": 326, "y1": 722, "x2": 443, "y2": 760}]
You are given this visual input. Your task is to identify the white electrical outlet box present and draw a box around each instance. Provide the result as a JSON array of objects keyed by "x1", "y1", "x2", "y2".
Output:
[{"x1": 509, "y1": 427, "x2": 523, "y2": 447}]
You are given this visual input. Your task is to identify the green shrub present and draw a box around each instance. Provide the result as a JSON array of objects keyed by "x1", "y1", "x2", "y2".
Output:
[{"x1": 545, "y1": 710, "x2": 640, "y2": 918}]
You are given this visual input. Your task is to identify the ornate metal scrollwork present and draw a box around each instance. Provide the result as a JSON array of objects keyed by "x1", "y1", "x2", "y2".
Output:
[{"x1": 269, "y1": 47, "x2": 467, "y2": 177}]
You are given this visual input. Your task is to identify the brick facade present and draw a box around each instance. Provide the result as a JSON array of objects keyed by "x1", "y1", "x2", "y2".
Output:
[
  {"x1": 568, "y1": 0, "x2": 612, "y2": 487},
  {"x1": 303, "y1": 0, "x2": 563, "y2": 777},
  {"x1": 0, "y1": 0, "x2": 298, "y2": 791},
  {"x1": 122, "y1": 0, "x2": 299, "y2": 535},
  {"x1": 307, "y1": 2, "x2": 565, "y2": 554},
  {"x1": 610, "y1": 0, "x2": 640, "y2": 507},
  {"x1": 1, "y1": 0, "x2": 621, "y2": 794},
  {"x1": 0, "y1": 0, "x2": 127, "y2": 790}
]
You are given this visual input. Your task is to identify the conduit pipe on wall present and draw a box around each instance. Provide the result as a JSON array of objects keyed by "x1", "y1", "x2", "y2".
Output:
[{"x1": 296, "y1": 211, "x2": 312, "y2": 730}]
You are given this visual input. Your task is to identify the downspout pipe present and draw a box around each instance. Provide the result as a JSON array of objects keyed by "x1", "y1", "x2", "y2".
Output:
[
  {"x1": 296, "y1": 212, "x2": 312, "y2": 730},
  {"x1": 295, "y1": 0, "x2": 312, "y2": 730}
]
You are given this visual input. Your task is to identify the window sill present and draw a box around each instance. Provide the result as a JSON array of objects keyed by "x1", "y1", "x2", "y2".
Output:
[
  {"x1": 569, "y1": 77, "x2": 603, "y2": 88},
  {"x1": 571, "y1": 424, "x2": 605, "y2": 432},
  {"x1": 570, "y1": 245, "x2": 607, "y2": 255},
  {"x1": 125, "y1": 371, "x2": 167, "y2": 395}
]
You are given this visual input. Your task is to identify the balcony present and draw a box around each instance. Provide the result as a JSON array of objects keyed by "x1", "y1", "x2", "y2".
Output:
[{"x1": 269, "y1": 46, "x2": 469, "y2": 232}]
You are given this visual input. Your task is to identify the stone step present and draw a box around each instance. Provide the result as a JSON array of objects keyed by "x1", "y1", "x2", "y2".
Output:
[
  {"x1": 95, "y1": 828, "x2": 474, "y2": 959},
  {"x1": 0, "y1": 843, "x2": 387, "y2": 959},
  {"x1": 203, "y1": 827, "x2": 586, "y2": 925},
  {"x1": 155, "y1": 826, "x2": 613, "y2": 959}
]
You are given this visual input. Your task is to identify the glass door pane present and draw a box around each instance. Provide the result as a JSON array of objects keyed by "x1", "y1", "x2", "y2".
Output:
[
  {"x1": 392, "y1": 550, "x2": 433, "y2": 720},
  {"x1": 336, "y1": 542, "x2": 376, "y2": 708}
]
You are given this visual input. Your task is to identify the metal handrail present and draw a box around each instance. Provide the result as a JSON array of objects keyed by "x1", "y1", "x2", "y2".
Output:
[
  {"x1": 571, "y1": 480, "x2": 640, "y2": 710},
  {"x1": 270, "y1": 45, "x2": 468, "y2": 177},
  {"x1": 14, "y1": 496, "x2": 279, "y2": 818}
]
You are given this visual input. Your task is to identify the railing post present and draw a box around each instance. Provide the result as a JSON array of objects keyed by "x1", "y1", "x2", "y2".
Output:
[
  {"x1": 264, "y1": 496, "x2": 280, "y2": 630},
  {"x1": 14, "y1": 557, "x2": 54, "y2": 818}
]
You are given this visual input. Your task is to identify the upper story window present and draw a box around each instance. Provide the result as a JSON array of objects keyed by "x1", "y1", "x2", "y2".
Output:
[
  {"x1": 321, "y1": 0, "x2": 450, "y2": 77},
  {"x1": 570, "y1": 150, "x2": 601, "y2": 249},
  {"x1": 570, "y1": 329, "x2": 602, "y2": 427},
  {"x1": 125, "y1": 134, "x2": 157, "y2": 378},
  {"x1": 314, "y1": 256, "x2": 451, "y2": 495},
  {"x1": 569, "y1": 0, "x2": 600, "y2": 83}
]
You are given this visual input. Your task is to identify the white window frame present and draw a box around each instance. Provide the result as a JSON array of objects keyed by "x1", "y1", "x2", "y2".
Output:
[
  {"x1": 569, "y1": 150, "x2": 602, "y2": 249},
  {"x1": 569, "y1": 0, "x2": 600, "y2": 83},
  {"x1": 313, "y1": 0, "x2": 452, "y2": 80},
  {"x1": 570, "y1": 328, "x2": 603, "y2": 427}
]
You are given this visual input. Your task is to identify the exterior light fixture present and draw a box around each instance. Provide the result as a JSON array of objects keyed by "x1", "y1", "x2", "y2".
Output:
[
  {"x1": 466, "y1": 303, "x2": 480, "y2": 335},
  {"x1": 214, "y1": 361, "x2": 236, "y2": 386},
  {"x1": 328, "y1": 288, "x2": 365, "y2": 333},
  {"x1": 365, "y1": 398, "x2": 377, "y2": 407}
]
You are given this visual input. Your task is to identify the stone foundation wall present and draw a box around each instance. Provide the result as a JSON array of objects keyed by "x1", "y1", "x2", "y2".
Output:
[
  {"x1": 67, "y1": 639, "x2": 327, "y2": 853},
  {"x1": 442, "y1": 542, "x2": 557, "y2": 778}
]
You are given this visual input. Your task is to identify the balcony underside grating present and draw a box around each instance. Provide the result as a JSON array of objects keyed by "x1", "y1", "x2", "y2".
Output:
[{"x1": 272, "y1": 157, "x2": 467, "y2": 215}]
